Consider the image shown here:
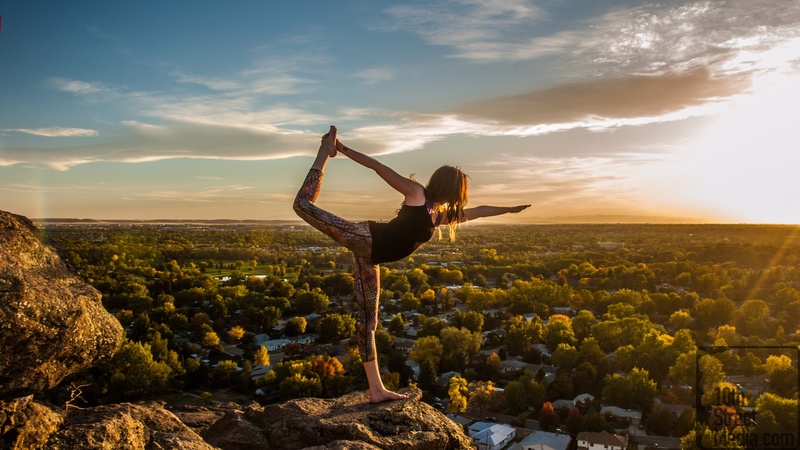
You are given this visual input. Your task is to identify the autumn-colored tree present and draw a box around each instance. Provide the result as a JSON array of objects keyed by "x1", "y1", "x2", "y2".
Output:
[
  {"x1": 448, "y1": 376, "x2": 468, "y2": 413},
  {"x1": 468, "y1": 381, "x2": 503, "y2": 418},
  {"x1": 538, "y1": 402, "x2": 559, "y2": 431},
  {"x1": 201, "y1": 330, "x2": 220, "y2": 348},
  {"x1": 565, "y1": 407, "x2": 582, "y2": 435},
  {"x1": 228, "y1": 325, "x2": 246, "y2": 342},
  {"x1": 253, "y1": 346, "x2": 270, "y2": 367}
]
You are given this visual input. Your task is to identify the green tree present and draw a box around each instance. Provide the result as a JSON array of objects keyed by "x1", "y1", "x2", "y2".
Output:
[
  {"x1": 400, "y1": 292, "x2": 421, "y2": 311},
  {"x1": 211, "y1": 360, "x2": 240, "y2": 388},
  {"x1": 602, "y1": 368, "x2": 658, "y2": 412},
  {"x1": 279, "y1": 373, "x2": 323, "y2": 399},
  {"x1": 504, "y1": 370, "x2": 545, "y2": 414},
  {"x1": 756, "y1": 392, "x2": 798, "y2": 432},
  {"x1": 669, "y1": 309, "x2": 693, "y2": 329},
  {"x1": 505, "y1": 323, "x2": 532, "y2": 357},
  {"x1": 440, "y1": 327, "x2": 482, "y2": 372},
  {"x1": 285, "y1": 316, "x2": 307, "y2": 336},
  {"x1": 544, "y1": 315, "x2": 576, "y2": 352},
  {"x1": 461, "y1": 311, "x2": 485, "y2": 333},
  {"x1": 644, "y1": 405, "x2": 675, "y2": 436},
  {"x1": 106, "y1": 339, "x2": 173, "y2": 400},
  {"x1": 571, "y1": 309, "x2": 596, "y2": 341},
  {"x1": 577, "y1": 337, "x2": 605, "y2": 367},
  {"x1": 673, "y1": 407, "x2": 696, "y2": 437},
  {"x1": 416, "y1": 315, "x2": 446, "y2": 338},
  {"x1": 317, "y1": 313, "x2": 356, "y2": 342},
  {"x1": 418, "y1": 359, "x2": 438, "y2": 390},
  {"x1": 388, "y1": 314, "x2": 405, "y2": 334},
  {"x1": 294, "y1": 288, "x2": 330, "y2": 315},
  {"x1": 409, "y1": 335, "x2": 443, "y2": 370},
  {"x1": 485, "y1": 353, "x2": 503, "y2": 378},
  {"x1": 551, "y1": 344, "x2": 579, "y2": 370}
]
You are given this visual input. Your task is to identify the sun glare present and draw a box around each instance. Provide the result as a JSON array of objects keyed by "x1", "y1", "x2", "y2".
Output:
[{"x1": 674, "y1": 71, "x2": 800, "y2": 224}]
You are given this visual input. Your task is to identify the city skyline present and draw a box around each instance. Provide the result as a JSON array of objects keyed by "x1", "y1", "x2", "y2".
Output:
[{"x1": 1, "y1": 1, "x2": 799, "y2": 224}]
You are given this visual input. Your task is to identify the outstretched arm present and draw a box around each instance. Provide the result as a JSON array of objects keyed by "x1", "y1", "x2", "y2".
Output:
[
  {"x1": 461, "y1": 204, "x2": 531, "y2": 223},
  {"x1": 336, "y1": 141, "x2": 426, "y2": 205}
]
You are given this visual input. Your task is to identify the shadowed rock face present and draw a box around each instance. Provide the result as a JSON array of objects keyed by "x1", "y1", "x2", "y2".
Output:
[{"x1": 0, "y1": 211, "x2": 124, "y2": 400}]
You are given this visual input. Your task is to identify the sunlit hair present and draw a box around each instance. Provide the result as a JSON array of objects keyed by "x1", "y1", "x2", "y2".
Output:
[{"x1": 424, "y1": 165, "x2": 469, "y2": 241}]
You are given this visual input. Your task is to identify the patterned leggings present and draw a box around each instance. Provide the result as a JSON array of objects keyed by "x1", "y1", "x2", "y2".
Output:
[{"x1": 293, "y1": 168, "x2": 380, "y2": 362}]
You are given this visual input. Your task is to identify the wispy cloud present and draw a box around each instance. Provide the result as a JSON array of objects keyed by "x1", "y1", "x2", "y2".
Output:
[
  {"x1": 571, "y1": 0, "x2": 800, "y2": 79},
  {"x1": 387, "y1": 0, "x2": 800, "y2": 73},
  {"x1": 352, "y1": 66, "x2": 395, "y2": 85},
  {"x1": 49, "y1": 78, "x2": 118, "y2": 98},
  {"x1": 0, "y1": 121, "x2": 318, "y2": 170},
  {"x1": 5, "y1": 127, "x2": 99, "y2": 137},
  {"x1": 384, "y1": 0, "x2": 545, "y2": 62}
]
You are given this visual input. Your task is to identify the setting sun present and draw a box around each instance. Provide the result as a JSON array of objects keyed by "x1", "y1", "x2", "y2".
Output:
[{"x1": 673, "y1": 70, "x2": 800, "y2": 224}]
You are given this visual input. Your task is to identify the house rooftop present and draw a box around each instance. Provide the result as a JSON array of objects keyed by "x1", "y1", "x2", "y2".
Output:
[
  {"x1": 577, "y1": 431, "x2": 628, "y2": 448},
  {"x1": 518, "y1": 430, "x2": 572, "y2": 450}
]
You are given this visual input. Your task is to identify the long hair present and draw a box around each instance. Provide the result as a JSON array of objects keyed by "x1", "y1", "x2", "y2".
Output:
[{"x1": 424, "y1": 165, "x2": 469, "y2": 241}]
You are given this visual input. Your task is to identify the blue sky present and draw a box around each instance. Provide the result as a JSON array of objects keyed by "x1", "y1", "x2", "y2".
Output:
[{"x1": 1, "y1": 0, "x2": 799, "y2": 223}]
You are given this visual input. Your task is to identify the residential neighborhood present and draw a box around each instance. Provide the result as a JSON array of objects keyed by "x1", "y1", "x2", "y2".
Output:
[{"x1": 41, "y1": 222, "x2": 800, "y2": 448}]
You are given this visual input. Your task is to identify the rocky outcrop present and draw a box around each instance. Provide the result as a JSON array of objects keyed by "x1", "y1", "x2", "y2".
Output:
[
  {"x1": 43, "y1": 402, "x2": 215, "y2": 450},
  {"x1": 0, "y1": 396, "x2": 64, "y2": 450},
  {"x1": 0, "y1": 211, "x2": 124, "y2": 400},
  {"x1": 0, "y1": 210, "x2": 476, "y2": 450},
  {"x1": 190, "y1": 389, "x2": 474, "y2": 450}
]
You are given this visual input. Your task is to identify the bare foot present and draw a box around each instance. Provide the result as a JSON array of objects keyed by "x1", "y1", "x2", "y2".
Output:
[
  {"x1": 321, "y1": 125, "x2": 337, "y2": 157},
  {"x1": 369, "y1": 389, "x2": 409, "y2": 404}
]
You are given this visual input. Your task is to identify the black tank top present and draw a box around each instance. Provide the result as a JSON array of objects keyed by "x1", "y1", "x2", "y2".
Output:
[{"x1": 368, "y1": 203, "x2": 436, "y2": 264}]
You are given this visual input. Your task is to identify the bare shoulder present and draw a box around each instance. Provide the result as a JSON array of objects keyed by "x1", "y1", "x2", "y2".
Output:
[{"x1": 403, "y1": 180, "x2": 427, "y2": 206}]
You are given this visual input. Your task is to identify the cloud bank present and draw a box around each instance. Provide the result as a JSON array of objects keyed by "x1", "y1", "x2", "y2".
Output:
[{"x1": 3, "y1": 0, "x2": 799, "y2": 170}]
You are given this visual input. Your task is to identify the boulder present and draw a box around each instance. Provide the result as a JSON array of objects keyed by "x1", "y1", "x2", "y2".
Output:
[{"x1": 0, "y1": 211, "x2": 124, "y2": 400}]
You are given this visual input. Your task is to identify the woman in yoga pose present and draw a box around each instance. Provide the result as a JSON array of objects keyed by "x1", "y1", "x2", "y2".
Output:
[{"x1": 293, "y1": 126, "x2": 530, "y2": 403}]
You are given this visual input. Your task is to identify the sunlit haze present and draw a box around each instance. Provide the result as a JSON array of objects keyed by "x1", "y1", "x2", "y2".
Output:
[{"x1": 1, "y1": 1, "x2": 799, "y2": 223}]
